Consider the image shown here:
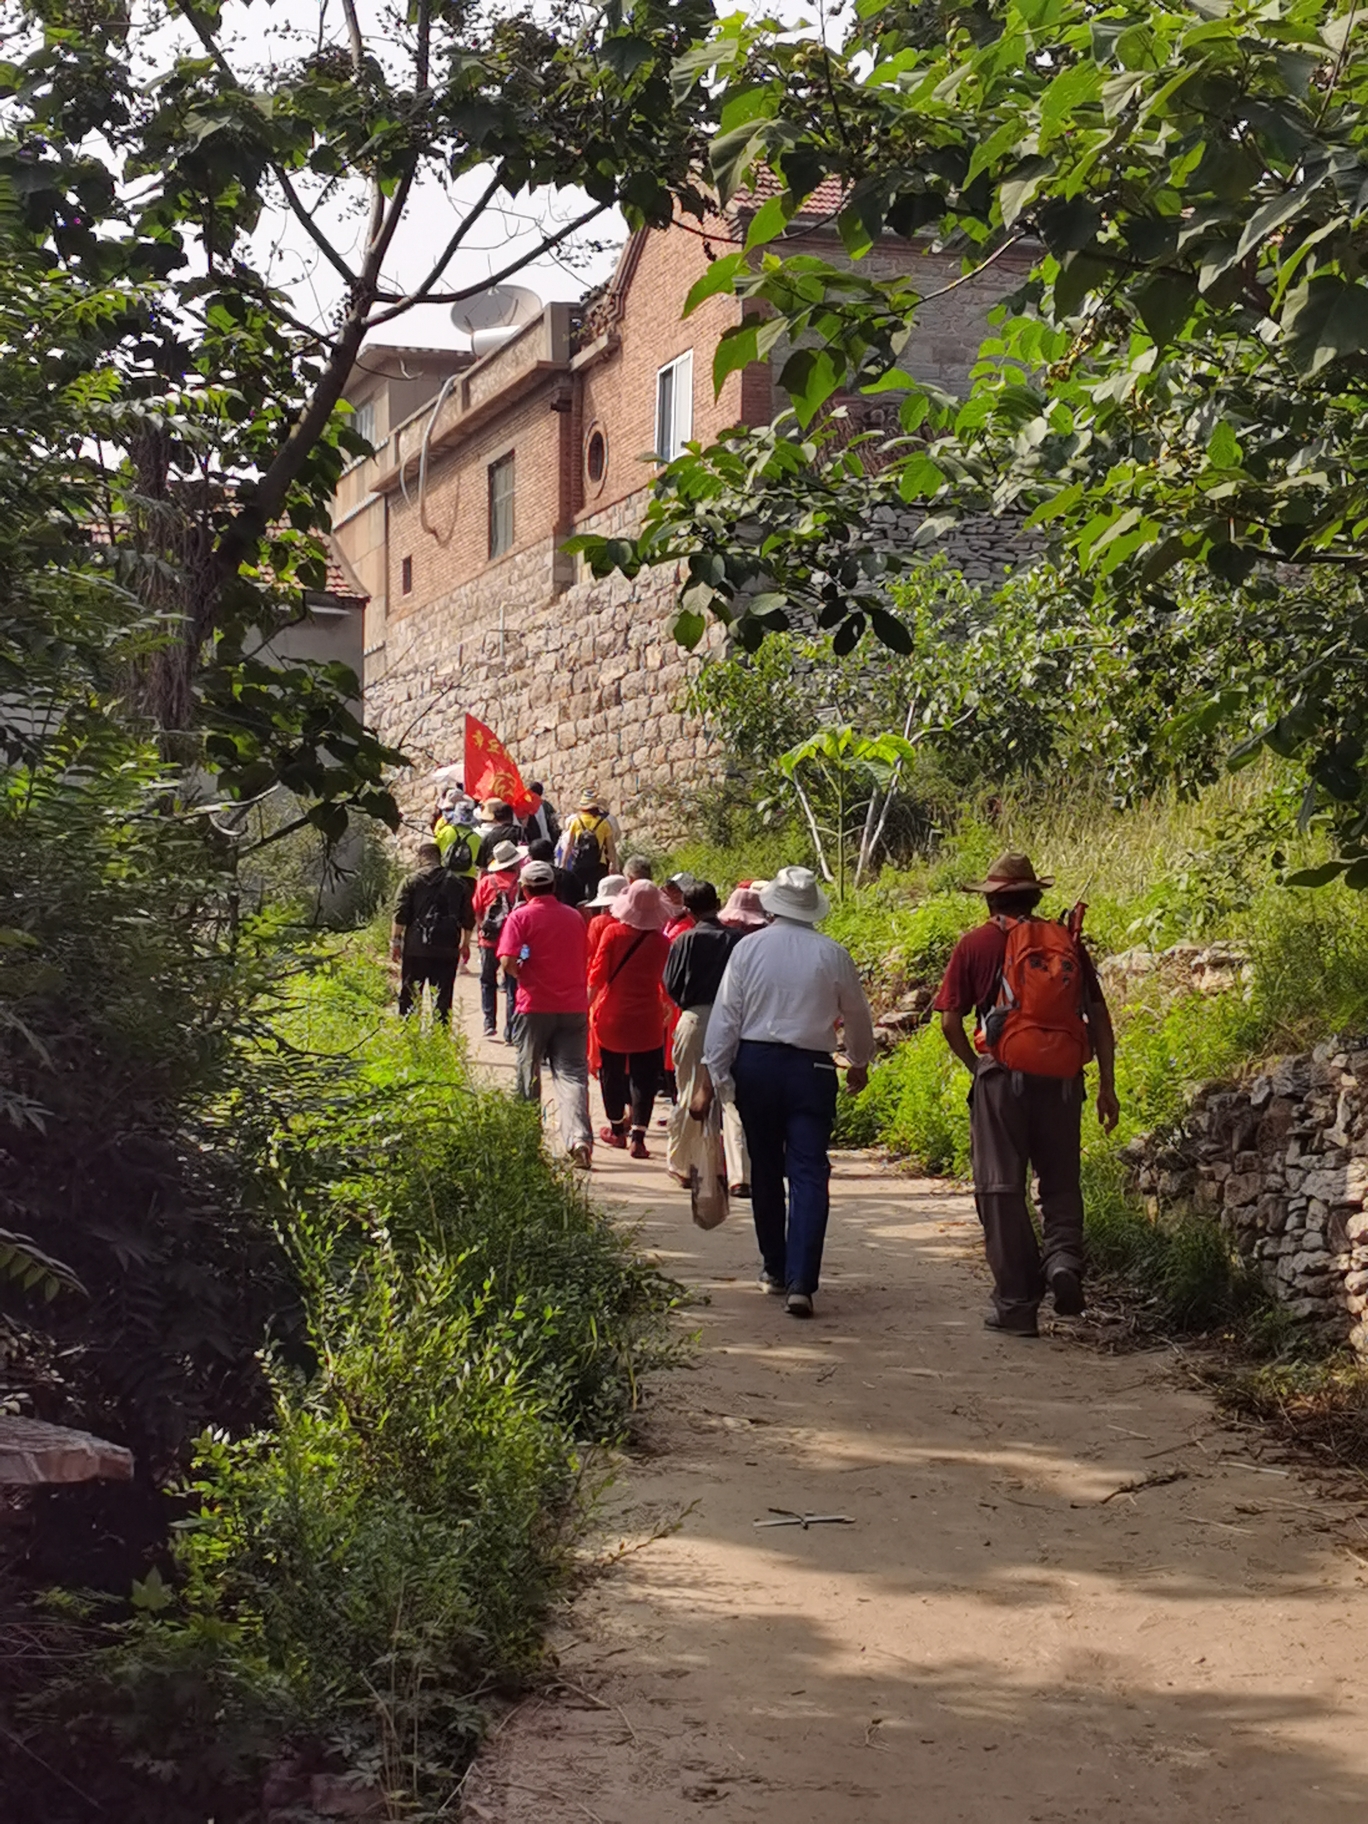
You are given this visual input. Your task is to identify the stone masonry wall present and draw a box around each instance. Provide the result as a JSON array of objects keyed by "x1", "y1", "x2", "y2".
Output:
[
  {"x1": 366, "y1": 488, "x2": 723, "y2": 842},
  {"x1": 368, "y1": 494, "x2": 1038, "y2": 843},
  {"x1": 1125, "y1": 1041, "x2": 1368, "y2": 1355}
]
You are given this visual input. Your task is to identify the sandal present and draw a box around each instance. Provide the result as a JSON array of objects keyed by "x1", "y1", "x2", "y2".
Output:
[
  {"x1": 599, "y1": 1125, "x2": 627, "y2": 1149},
  {"x1": 629, "y1": 1131, "x2": 649, "y2": 1160}
]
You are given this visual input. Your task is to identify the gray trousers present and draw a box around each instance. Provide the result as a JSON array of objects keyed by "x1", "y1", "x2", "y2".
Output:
[
  {"x1": 515, "y1": 1011, "x2": 592, "y2": 1155},
  {"x1": 970, "y1": 1062, "x2": 1084, "y2": 1320}
]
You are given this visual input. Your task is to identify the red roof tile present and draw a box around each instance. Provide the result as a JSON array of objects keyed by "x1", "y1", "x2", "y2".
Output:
[{"x1": 736, "y1": 167, "x2": 848, "y2": 219}]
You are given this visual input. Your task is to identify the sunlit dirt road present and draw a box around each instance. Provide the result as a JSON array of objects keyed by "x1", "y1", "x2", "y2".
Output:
[{"x1": 457, "y1": 974, "x2": 1368, "y2": 1824}]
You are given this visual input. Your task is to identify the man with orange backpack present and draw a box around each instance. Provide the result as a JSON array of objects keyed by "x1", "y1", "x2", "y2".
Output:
[{"x1": 934, "y1": 852, "x2": 1119, "y2": 1338}]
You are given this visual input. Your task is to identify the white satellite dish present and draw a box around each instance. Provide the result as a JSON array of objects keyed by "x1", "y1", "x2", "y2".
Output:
[{"x1": 451, "y1": 284, "x2": 542, "y2": 357}]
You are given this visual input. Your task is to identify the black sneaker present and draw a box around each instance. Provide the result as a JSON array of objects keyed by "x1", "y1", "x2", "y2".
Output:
[
  {"x1": 984, "y1": 1308, "x2": 1039, "y2": 1338},
  {"x1": 786, "y1": 1291, "x2": 813, "y2": 1319},
  {"x1": 1049, "y1": 1266, "x2": 1085, "y2": 1317}
]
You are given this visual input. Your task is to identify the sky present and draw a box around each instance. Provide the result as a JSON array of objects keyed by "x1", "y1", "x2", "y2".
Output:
[{"x1": 186, "y1": 0, "x2": 831, "y2": 352}]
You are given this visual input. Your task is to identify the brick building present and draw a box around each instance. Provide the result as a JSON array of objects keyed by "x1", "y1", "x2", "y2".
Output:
[{"x1": 329, "y1": 201, "x2": 1033, "y2": 838}]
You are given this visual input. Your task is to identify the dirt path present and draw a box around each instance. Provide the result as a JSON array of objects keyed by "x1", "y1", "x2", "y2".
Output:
[{"x1": 454, "y1": 974, "x2": 1368, "y2": 1823}]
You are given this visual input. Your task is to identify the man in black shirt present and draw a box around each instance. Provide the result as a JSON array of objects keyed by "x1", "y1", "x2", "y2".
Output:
[
  {"x1": 391, "y1": 842, "x2": 475, "y2": 1024},
  {"x1": 475, "y1": 800, "x2": 522, "y2": 871},
  {"x1": 663, "y1": 882, "x2": 751, "y2": 1193},
  {"x1": 525, "y1": 837, "x2": 586, "y2": 908}
]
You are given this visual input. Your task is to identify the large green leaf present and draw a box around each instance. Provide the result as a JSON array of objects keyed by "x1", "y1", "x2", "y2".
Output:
[{"x1": 1282, "y1": 275, "x2": 1368, "y2": 377}]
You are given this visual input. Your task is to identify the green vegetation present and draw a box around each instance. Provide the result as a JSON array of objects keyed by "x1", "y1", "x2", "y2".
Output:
[
  {"x1": 581, "y1": 0, "x2": 1368, "y2": 883},
  {"x1": 36, "y1": 943, "x2": 673, "y2": 1815},
  {"x1": 667, "y1": 761, "x2": 1368, "y2": 1351},
  {"x1": 1, "y1": 9, "x2": 720, "y2": 1812}
]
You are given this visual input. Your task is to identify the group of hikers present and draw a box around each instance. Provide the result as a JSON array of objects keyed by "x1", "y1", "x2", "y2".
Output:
[{"x1": 392, "y1": 782, "x2": 1120, "y2": 1337}]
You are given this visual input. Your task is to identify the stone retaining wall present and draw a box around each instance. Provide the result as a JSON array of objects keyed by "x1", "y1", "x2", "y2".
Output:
[
  {"x1": 366, "y1": 491, "x2": 725, "y2": 844},
  {"x1": 369, "y1": 503, "x2": 1036, "y2": 845},
  {"x1": 1125, "y1": 1040, "x2": 1368, "y2": 1355}
]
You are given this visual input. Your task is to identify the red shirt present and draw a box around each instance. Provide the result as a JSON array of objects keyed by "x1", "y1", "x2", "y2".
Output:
[
  {"x1": 664, "y1": 911, "x2": 696, "y2": 942},
  {"x1": 587, "y1": 919, "x2": 670, "y2": 1053},
  {"x1": 586, "y1": 909, "x2": 614, "y2": 957},
  {"x1": 934, "y1": 919, "x2": 1101, "y2": 1023},
  {"x1": 497, "y1": 895, "x2": 589, "y2": 1016},
  {"x1": 472, "y1": 868, "x2": 520, "y2": 949}
]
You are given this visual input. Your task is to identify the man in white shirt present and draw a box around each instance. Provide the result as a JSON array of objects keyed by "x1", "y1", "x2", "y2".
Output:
[{"x1": 696, "y1": 867, "x2": 875, "y2": 1318}]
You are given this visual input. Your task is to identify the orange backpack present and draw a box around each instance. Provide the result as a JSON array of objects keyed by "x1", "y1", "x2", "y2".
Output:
[{"x1": 976, "y1": 915, "x2": 1092, "y2": 1079}]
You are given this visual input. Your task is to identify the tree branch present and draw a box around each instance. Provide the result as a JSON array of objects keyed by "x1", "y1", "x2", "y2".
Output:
[
  {"x1": 391, "y1": 167, "x2": 505, "y2": 312},
  {"x1": 414, "y1": 0, "x2": 432, "y2": 90},
  {"x1": 171, "y1": 0, "x2": 359, "y2": 291},
  {"x1": 276, "y1": 167, "x2": 360, "y2": 291},
  {"x1": 365, "y1": 199, "x2": 609, "y2": 327},
  {"x1": 789, "y1": 772, "x2": 834, "y2": 881},
  {"x1": 340, "y1": 0, "x2": 366, "y2": 70}
]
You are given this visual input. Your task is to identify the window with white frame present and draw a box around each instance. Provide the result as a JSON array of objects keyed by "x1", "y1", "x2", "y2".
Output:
[
  {"x1": 655, "y1": 351, "x2": 693, "y2": 462},
  {"x1": 488, "y1": 452, "x2": 515, "y2": 559},
  {"x1": 352, "y1": 399, "x2": 376, "y2": 449}
]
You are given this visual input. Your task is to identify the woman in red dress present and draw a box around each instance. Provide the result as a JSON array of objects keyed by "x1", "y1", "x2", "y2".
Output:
[{"x1": 587, "y1": 880, "x2": 670, "y2": 1159}]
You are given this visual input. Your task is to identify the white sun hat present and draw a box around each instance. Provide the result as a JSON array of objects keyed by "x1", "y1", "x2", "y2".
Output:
[
  {"x1": 758, "y1": 865, "x2": 830, "y2": 925},
  {"x1": 584, "y1": 872, "x2": 627, "y2": 910}
]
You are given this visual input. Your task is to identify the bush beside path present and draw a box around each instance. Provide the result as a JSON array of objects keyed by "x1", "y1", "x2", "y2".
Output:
[{"x1": 460, "y1": 977, "x2": 1368, "y2": 1824}]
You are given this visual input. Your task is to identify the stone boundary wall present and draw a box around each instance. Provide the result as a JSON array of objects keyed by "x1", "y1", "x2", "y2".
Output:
[
  {"x1": 367, "y1": 494, "x2": 1038, "y2": 847},
  {"x1": 366, "y1": 489, "x2": 724, "y2": 844},
  {"x1": 1125, "y1": 1040, "x2": 1368, "y2": 1355}
]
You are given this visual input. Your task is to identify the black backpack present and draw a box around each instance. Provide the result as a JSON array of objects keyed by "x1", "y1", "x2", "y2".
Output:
[
  {"x1": 479, "y1": 887, "x2": 513, "y2": 946},
  {"x1": 413, "y1": 875, "x2": 464, "y2": 954},
  {"x1": 568, "y1": 815, "x2": 605, "y2": 882}
]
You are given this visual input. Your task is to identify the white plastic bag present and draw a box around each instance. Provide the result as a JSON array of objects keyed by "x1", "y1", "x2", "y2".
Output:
[{"x1": 679, "y1": 1105, "x2": 729, "y2": 1231}]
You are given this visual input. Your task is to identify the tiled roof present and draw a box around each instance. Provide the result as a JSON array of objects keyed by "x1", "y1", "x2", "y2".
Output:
[
  {"x1": 85, "y1": 517, "x2": 367, "y2": 604},
  {"x1": 320, "y1": 550, "x2": 363, "y2": 601},
  {"x1": 736, "y1": 168, "x2": 848, "y2": 219}
]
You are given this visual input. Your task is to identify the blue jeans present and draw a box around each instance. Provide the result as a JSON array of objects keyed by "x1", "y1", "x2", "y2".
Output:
[{"x1": 733, "y1": 1040, "x2": 839, "y2": 1295}]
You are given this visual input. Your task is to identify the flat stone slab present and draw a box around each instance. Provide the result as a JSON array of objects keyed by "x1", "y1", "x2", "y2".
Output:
[{"x1": 0, "y1": 1415, "x2": 134, "y2": 1486}]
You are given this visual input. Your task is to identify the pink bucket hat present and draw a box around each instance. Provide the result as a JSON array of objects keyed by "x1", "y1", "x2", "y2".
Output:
[
  {"x1": 719, "y1": 885, "x2": 768, "y2": 931},
  {"x1": 609, "y1": 880, "x2": 669, "y2": 931}
]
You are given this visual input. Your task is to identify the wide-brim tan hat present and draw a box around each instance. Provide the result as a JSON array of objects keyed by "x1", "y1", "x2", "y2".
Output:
[
  {"x1": 759, "y1": 866, "x2": 829, "y2": 924},
  {"x1": 487, "y1": 840, "x2": 523, "y2": 873},
  {"x1": 966, "y1": 850, "x2": 1054, "y2": 894}
]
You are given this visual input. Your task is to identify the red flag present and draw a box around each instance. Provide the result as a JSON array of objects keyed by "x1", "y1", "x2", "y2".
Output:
[{"x1": 463, "y1": 713, "x2": 535, "y2": 817}]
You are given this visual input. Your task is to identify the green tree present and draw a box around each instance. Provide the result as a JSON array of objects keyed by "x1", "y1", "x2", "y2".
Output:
[
  {"x1": 574, "y1": 0, "x2": 1368, "y2": 873},
  {"x1": 2, "y1": 0, "x2": 714, "y2": 823}
]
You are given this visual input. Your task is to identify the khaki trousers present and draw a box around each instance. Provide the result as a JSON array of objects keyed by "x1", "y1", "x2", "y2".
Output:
[
  {"x1": 667, "y1": 1004, "x2": 750, "y2": 1188},
  {"x1": 970, "y1": 1061, "x2": 1084, "y2": 1321}
]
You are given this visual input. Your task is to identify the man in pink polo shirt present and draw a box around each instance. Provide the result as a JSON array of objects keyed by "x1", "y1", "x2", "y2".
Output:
[{"x1": 497, "y1": 860, "x2": 593, "y2": 1168}]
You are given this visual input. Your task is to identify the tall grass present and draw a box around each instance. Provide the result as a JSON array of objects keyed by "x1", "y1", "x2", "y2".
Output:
[
  {"x1": 66, "y1": 939, "x2": 676, "y2": 1812},
  {"x1": 833, "y1": 767, "x2": 1368, "y2": 1342}
]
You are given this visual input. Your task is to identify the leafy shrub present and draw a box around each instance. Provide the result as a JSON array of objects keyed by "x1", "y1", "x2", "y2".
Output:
[
  {"x1": 57, "y1": 942, "x2": 678, "y2": 1811},
  {"x1": 0, "y1": 760, "x2": 301, "y2": 1471},
  {"x1": 838, "y1": 1025, "x2": 971, "y2": 1175},
  {"x1": 825, "y1": 885, "x2": 970, "y2": 987},
  {"x1": 134, "y1": 1247, "x2": 579, "y2": 1785},
  {"x1": 658, "y1": 828, "x2": 806, "y2": 893},
  {"x1": 1080, "y1": 1153, "x2": 1270, "y2": 1334}
]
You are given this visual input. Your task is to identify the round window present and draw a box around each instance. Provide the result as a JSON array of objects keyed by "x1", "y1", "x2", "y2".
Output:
[{"x1": 585, "y1": 426, "x2": 607, "y2": 488}]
